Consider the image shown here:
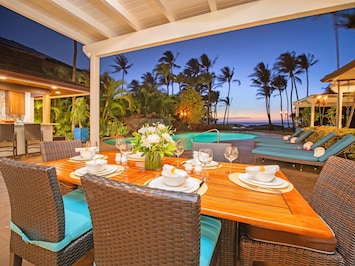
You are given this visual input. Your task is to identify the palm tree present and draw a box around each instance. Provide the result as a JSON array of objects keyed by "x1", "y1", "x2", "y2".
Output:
[
  {"x1": 218, "y1": 66, "x2": 240, "y2": 124},
  {"x1": 271, "y1": 75, "x2": 287, "y2": 128},
  {"x1": 250, "y1": 62, "x2": 274, "y2": 130},
  {"x1": 154, "y1": 63, "x2": 172, "y2": 95},
  {"x1": 111, "y1": 54, "x2": 133, "y2": 89},
  {"x1": 158, "y1": 51, "x2": 180, "y2": 94},
  {"x1": 199, "y1": 53, "x2": 217, "y2": 73},
  {"x1": 199, "y1": 72, "x2": 216, "y2": 124},
  {"x1": 297, "y1": 53, "x2": 318, "y2": 97},
  {"x1": 274, "y1": 51, "x2": 302, "y2": 128},
  {"x1": 72, "y1": 40, "x2": 77, "y2": 82}
]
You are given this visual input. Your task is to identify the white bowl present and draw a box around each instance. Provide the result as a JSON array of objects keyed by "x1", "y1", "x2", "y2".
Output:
[
  {"x1": 85, "y1": 159, "x2": 107, "y2": 173},
  {"x1": 161, "y1": 168, "x2": 188, "y2": 187},
  {"x1": 246, "y1": 165, "x2": 279, "y2": 182},
  {"x1": 251, "y1": 171, "x2": 275, "y2": 182}
]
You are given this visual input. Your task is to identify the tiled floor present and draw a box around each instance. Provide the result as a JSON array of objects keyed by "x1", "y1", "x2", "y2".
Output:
[{"x1": 0, "y1": 136, "x2": 321, "y2": 265}]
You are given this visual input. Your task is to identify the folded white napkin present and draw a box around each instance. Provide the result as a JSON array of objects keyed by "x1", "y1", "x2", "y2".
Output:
[
  {"x1": 245, "y1": 165, "x2": 280, "y2": 173},
  {"x1": 162, "y1": 164, "x2": 188, "y2": 178}
]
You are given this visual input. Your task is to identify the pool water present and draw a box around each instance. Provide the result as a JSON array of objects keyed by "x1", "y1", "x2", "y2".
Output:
[
  {"x1": 173, "y1": 132, "x2": 256, "y2": 150},
  {"x1": 104, "y1": 132, "x2": 256, "y2": 150}
]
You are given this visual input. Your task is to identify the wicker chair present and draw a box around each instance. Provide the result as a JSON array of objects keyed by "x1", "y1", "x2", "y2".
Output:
[
  {"x1": 0, "y1": 158, "x2": 93, "y2": 266},
  {"x1": 40, "y1": 139, "x2": 83, "y2": 193},
  {"x1": 81, "y1": 174, "x2": 222, "y2": 266},
  {"x1": 0, "y1": 123, "x2": 17, "y2": 158},
  {"x1": 24, "y1": 123, "x2": 42, "y2": 155},
  {"x1": 239, "y1": 156, "x2": 355, "y2": 266},
  {"x1": 192, "y1": 142, "x2": 232, "y2": 162},
  {"x1": 40, "y1": 139, "x2": 82, "y2": 162}
]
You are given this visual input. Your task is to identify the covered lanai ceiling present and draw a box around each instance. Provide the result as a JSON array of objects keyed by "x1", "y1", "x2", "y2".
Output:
[{"x1": 1, "y1": 0, "x2": 355, "y2": 58}]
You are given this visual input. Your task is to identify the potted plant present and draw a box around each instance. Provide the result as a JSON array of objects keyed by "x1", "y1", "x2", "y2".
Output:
[{"x1": 71, "y1": 97, "x2": 89, "y2": 142}]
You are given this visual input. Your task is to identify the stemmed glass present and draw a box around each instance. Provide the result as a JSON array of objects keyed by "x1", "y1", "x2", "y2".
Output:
[
  {"x1": 198, "y1": 148, "x2": 213, "y2": 181},
  {"x1": 224, "y1": 146, "x2": 239, "y2": 174},
  {"x1": 115, "y1": 138, "x2": 126, "y2": 152},
  {"x1": 173, "y1": 140, "x2": 185, "y2": 167},
  {"x1": 120, "y1": 143, "x2": 133, "y2": 169}
]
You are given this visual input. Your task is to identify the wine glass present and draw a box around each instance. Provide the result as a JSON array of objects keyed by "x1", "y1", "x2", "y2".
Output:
[
  {"x1": 198, "y1": 148, "x2": 213, "y2": 181},
  {"x1": 224, "y1": 146, "x2": 239, "y2": 174},
  {"x1": 120, "y1": 143, "x2": 133, "y2": 169},
  {"x1": 115, "y1": 138, "x2": 126, "y2": 152},
  {"x1": 173, "y1": 140, "x2": 185, "y2": 167}
]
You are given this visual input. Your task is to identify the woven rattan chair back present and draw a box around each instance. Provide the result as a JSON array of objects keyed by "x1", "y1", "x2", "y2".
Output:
[
  {"x1": 24, "y1": 123, "x2": 42, "y2": 155},
  {"x1": 0, "y1": 158, "x2": 93, "y2": 266},
  {"x1": 81, "y1": 173, "x2": 202, "y2": 265},
  {"x1": 239, "y1": 156, "x2": 354, "y2": 266},
  {"x1": 192, "y1": 142, "x2": 232, "y2": 162},
  {"x1": 0, "y1": 124, "x2": 17, "y2": 158},
  {"x1": 309, "y1": 156, "x2": 355, "y2": 266},
  {"x1": 40, "y1": 139, "x2": 82, "y2": 162}
]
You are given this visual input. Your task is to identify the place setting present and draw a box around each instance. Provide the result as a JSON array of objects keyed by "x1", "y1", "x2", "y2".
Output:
[
  {"x1": 182, "y1": 150, "x2": 221, "y2": 170},
  {"x1": 69, "y1": 146, "x2": 107, "y2": 162},
  {"x1": 228, "y1": 165, "x2": 294, "y2": 194},
  {"x1": 145, "y1": 164, "x2": 207, "y2": 195},
  {"x1": 69, "y1": 159, "x2": 124, "y2": 180}
]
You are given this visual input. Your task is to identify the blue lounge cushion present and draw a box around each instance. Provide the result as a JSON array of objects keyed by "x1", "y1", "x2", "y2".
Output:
[
  {"x1": 200, "y1": 215, "x2": 221, "y2": 266},
  {"x1": 252, "y1": 147, "x2": 319, "y2": 162},
  {"x1": 318, "y1": 134, "x2": 355, "y2": 162},
  {"x1": 10, "y1": 188, "x2": 92, "y2": 252}
]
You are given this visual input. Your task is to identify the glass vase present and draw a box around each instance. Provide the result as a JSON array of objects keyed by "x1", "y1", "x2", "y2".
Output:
[{"x1": 145, "y1": 151, "x2": 162, "y2": 170}]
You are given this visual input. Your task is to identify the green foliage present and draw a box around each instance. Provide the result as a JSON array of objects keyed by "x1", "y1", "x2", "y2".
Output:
[
  {"x1": 177, "y1": 88, "x2": 205, "y2": 125},
  {"x1": 72, "y1": 97, "x2": 89, "y2": 128}
]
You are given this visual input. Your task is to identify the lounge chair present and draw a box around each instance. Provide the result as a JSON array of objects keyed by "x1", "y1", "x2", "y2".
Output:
[
  {"x1": 255, "y1": 131, "x2": 336, "y2": 150},
  {"x1": 253, "y1": 128, "x2": 304, "y2": 142},
  {"x1": 252, "y1": 134, "x2": 355, "y2": 169},
  {"x1": 255, "y1": 129, "x2": 314, "y2": 145}
]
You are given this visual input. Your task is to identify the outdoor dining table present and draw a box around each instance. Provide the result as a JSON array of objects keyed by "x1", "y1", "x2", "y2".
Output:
[{"x1": 40, "y1": 150, "x2": 334, "y2": 264}]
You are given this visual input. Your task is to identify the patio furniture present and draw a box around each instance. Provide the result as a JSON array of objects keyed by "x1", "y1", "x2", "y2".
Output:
[
  {"x1": 40, "y1": 139, "x2": 82, "y2": 162},
  {"x1": 253, "y1": 128, "x2": 304, "y2": 142},
  {"x1": 255, "y1": 131, "x2": 336, "y2": 150},
  {"x1": 0, "y1": 158, "x2": 93, "y2": 266},
  {"x1": 0, "y1": 123, "x2": 17, "y2": 158},
  {"x1": 192, "y1": 142, "x2": 232, "y2": 162},
  {"x1": 40, "y1": 139, "x2": 83, "y2": 194},
  {"x1": 255, "y1": 129, "x2": 314, "y2": 145},
  {"x1": 239, "y1": 156, "x2": 355, "y2": 266},
  {"x1": 24, "y1": 123, "x2": 42, "y2": 155},
  {"x1": 81, "y1": 173, "x2": 222, "y2": 266},
  {"x1": 252, "y1": 134, "x2": 355, "y2": 169}
]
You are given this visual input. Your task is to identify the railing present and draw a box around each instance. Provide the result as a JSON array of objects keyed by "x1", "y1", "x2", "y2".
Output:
[{"x1": 191, "y1": 129, "x2": 221, "y2": 143}]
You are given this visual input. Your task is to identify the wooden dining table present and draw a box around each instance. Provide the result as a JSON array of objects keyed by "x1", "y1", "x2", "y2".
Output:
[{"x1": 40, "y1": 150, "x2": 333, "y2": 240}]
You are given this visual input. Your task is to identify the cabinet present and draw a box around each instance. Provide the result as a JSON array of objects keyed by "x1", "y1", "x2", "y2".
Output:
[{"x1": 6, "y1": 91, "x2": 25, "y2": 114}]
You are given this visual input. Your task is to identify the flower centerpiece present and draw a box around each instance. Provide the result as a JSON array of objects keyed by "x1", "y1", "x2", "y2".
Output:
[{"x1": 131, "y1": 123, "x2": 177, "y2": 170}]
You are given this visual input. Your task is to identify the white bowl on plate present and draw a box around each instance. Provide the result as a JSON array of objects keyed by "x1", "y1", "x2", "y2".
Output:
[
  {"x1": 161, "y1": 165, "x2": 188, "y2": 187},
  {"x1": 85, "y1": 159, "x2": 107, "y2": 173},
  {"x1": 246, "y1": 165, "x2": 279, "y2": 182}
]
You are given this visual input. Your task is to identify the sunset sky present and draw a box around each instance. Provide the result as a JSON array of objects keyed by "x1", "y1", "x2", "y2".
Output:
[{"x1": 1, "y1": 6, "x2": 355, "y2": 123}]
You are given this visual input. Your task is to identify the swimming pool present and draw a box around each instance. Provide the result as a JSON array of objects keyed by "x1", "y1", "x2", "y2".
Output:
[
  {"x1": 104, "y1": 131, "x2": 256, "y2": 150},
  {"x1": 173, "y1": 132, "x2": 256, "y2": 150}
]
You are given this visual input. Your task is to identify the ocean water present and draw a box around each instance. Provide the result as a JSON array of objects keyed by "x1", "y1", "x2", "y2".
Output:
[{"x1": 218, "y1": 120, "x2": 284, "y2": 127}]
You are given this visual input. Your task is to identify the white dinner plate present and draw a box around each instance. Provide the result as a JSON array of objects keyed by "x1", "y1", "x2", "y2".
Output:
[
  {"x1": 238, "y1": 173, "x2": 289, "y2": 188},
  {"x1": 184, "y1": 159, "x2": 219, "y2": 167},
  {"x1": 70, "y1": 154, "x2": 105, "y2": 161},
  {"x1": 149, "y1": 177, "x2": 199, "y2": 193},
  {"x1": 74, "y1": 165, "x2": 118, "y2": 176},
  {"x1": 128, "y1": 153, "x2": 145, "y2": 161}
]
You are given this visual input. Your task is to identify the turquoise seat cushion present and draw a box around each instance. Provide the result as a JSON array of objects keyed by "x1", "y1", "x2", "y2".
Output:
[
  {"x1": 252, "y1": 147, "x2": 319, "y2": 162},
  {"x1": 10, "y1": 188, "x2": 92, "y2": 252},
  {"x1": 200, "y1": 215, "x2": 221, "y2": 266},
  {"x1": 318, "y1": 134, "x2": 355, "y2": 162}
]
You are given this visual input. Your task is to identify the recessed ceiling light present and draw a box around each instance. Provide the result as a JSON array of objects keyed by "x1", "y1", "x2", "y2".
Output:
[
  {"x1": 51, "y1": 85, "x2": 58, "y2": 89},
  {"x1": 55, "y1": 91, "x2": 61, "y2": 94},
  {"x1": 0, "y1": 76, "x2": 7, "y2": 80}
]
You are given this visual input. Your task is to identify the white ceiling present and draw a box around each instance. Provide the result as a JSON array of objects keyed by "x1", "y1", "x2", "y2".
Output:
[{"x1": 1, "y1": 0, "x2": 355, "y2": 59}]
